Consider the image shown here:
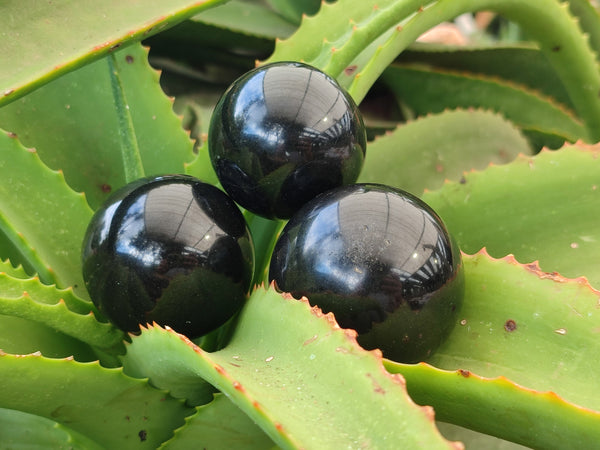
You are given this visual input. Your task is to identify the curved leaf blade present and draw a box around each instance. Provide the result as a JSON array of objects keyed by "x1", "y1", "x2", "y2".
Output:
[
  {"x1": 195, "y1": 0, "x2": 297, "y2": 40},
  {"x1": 398, "y1": 43, "x2": 574, "y2": 109},
  {"x1": 349, "y1": 0, "x2": 600, "y2": 140},
  {"x1": 0, "y1": 0, "x2": 226, "y2": 107},
  {"x1": 567, "y1": 0, "x2": 600, "y2": 58},
  {"x1": 122, "y1": 287, "x2": 459, "y2": 449},
  {"x1": 0, "y1": 315, "x2": 96, "y2": 361},
  {"x1": 388, "y1": 363, "x2": 600, "y2": 449},
  {"x1": 0, "y1": 274, "x2": 123, "y2": 350},
  {"x1": 0, "y1": 407, "x2": 103, "y2": 449},
  {"x1": 161, "y1": 394, "x2": 275, "y2": 449},
  {"x1": 267, "y1": 0, "x2": 600, "y2": 140},
  {"x1": 423, "y1": 143, "x2": 600, "y2": 288},
  {"x1": 0, "y1": 353, "x2": 192, "y2": 449},
  {"x1": 384, "y1": 250, "x2": 600, "y2": 448},
  {"x1": 0, "y1": 131, "x2": 93, "y2": 292},
  {"x1": 381, "y1": 64, "x2": 585, "y2": 143},
  {"x1": 0, "y1": 44, "x2": 196, "y2": 209},
  {"x1": 0, "y1": 259, "x2": 29, "y2": 279},
  {"x1": 358, "y1": 109, "x2": 532, "y2": 195}
]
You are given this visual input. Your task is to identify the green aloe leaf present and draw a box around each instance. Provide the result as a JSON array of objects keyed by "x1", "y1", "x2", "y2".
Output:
[
  {"x1": 0, "y1": 407, "x2": 103, "y2": 449},
  {"x1": 267, "y1": 0, "x2": 600, "y2": 140},
  {"x1": 185, "y1": 138, "x2": 220, "y2": 187},
  {"x1": 122, "y1": 287, "x2": 458, "y2": 449},
  {"x1": 423, "y1": 143, "x2": 600, "y2": 288},
  {"x1": 436, "y1": 423, "x2": 527, "y2": 450},
  {"x1": 398, "y1": 43, "x2": 574, "y2": 109},
  {"x1": 0, "y1": 273, "x2": 123, "y2": 351},
  {"x1": 0, "y1": 353, "x2": 192, "y2": 449},
  {"x1": 567, "y1": 0, "x2": 600, "y2": 57},
  {"x1": 0, "y1": 0, "x2": 226, "y2": 107},
  {"x1": 381, "y1": 64, "x2": 585, "y2": 143},
  {"x1": 195, "y1": 0, "x2": 297, "y2": 40},
  {"x1": 0, "y1": 131, "x2": 93, "y2": 291},
  {"x1": 385, "y1": 251, "x2": 600, "y2": 448},
  {"x1": 0, "y1": 258, "x2": 29, "y2": 279},
  {"x1": 0, "y1": 316, "x2": 96, "y2": 361},
  {"x1": 266, "y1": 0, "x2": 323, "y2": 25},
  {"x1": 0, "y1": 44, "x2": 196, "y2": 209},
  {"x1": 358, "y1": 109, "x2": 532, "y2": 195},
  {"x1": 161, "y1": 393, "x2": 275, "y2": 449}
]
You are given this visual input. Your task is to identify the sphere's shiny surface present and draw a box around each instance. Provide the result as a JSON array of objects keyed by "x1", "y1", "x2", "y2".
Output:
[
  {"x1": 81, "y1": 175, "x2": 254, "y2": 338},
  {"x1": 269, "y1": 183, "x2": 464, "y2": 363},
  {"x1": 209, "y1": 61, "x2": 367, "y2": 219}
]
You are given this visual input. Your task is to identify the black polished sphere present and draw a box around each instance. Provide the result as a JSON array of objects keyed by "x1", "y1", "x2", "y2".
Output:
[
  {"x1": 209, "y1": 61, "x2": 367, "y2": 220},
  {"x1": 269, "y1": 183, "x2": 464, "y2": 363},
  {"x1": 81, "y1": 175, "x2": 254, "y2": 338}
]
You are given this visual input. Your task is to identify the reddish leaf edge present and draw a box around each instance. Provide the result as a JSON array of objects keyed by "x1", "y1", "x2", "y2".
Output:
[
  {"x1": 403, "y1": 360, "x2": 600, "y2": 417},
  {"x1": 427, "y1": 246, "x2": 600, "y2": 413},
  {"x1": 137, "y1": 282, "x2": 464, "y2": 450},
  {"x1": 385, "y1": 248, "x2": 600, "y2": 447},
  {"x1": 0, "y1": 1, "x2": 225, "y2": 108},
  {"x1": 385, "y1": 63, "x2": 584, "y2": 128}
]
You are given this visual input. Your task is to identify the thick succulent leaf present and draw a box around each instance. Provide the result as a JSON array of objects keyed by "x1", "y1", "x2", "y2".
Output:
[
  {"x1": 267, "y1": 0, "x2": 600, "y2": 140},
  {"x1": 0, "y1": 274, "x2": 123, "y2": 350},
  {"x1": 384, "y1": 251, "x2": 600, "y2": 449},
  {"x1": 246, "y1": 214, "x2": 286, "y2": 286},
  {"x1": 398, "y1": 43, "x2": 574, "y2": 109},
  {"x1": 185, "y1": 131, "x2": 221, "y2": 187},
  {"x1": 0, "y1": 0, "x2": 226, "y2": 107},
  {"x1": 0, "y1": 208, "x2": 56, "y2": 285},
  {"x1": 0, "y1": 131, "x2": 93, "y2": 291},
  {"x1": 394, "y1": 363, "x2": 600, "y2": 450},
  {"x1": 266, "y1": 0, "x2": 323, "y2": 25},
  {"x1": 122, "y1": 329, "x2": 216, "y2": 407},
  {"x1": 355, "y1": 0, "x2": 600, "y2": 140},
  {"x1": 265, "y1": 0, "x2": 430, "y2": 77},
  {"x1": 161, "y1": 393, "x2": 275, "y2": 449},
  {"x1": 0, "y1": 353, "x2": 192, "y2": 449},
  {"x1": 567, "y1": 0, "x2": 600, "y2": 57},
  {"x1": 0, "y1": 258, "x2": 29, "y2": 279},
  {"x1": 423, "y1": 143, "x2": 600, "y2": 288},
  {"x1": 122, "y1": 287, "x2": 459, "y2": 449},
  {"x1": 436, "y1": 423, "x2": 528, "y2": 450},
  {"x1": 0, "y1": 316, "x2": 96, "y2": 361},
  {"x1": 0, "y1": 407, "x2": 103, "y2": 449},
  {"x1": 0, "y1": 44, "x2": 196, "y2": 209},
  {"x1": 382, "y1": 64, "x2": 585, "y2": 143},
  {"x1": 146, "y1": 0, "x2": 297, "y2": 70},
  {"x1": 195, "y1": 0, "x2": 297, "y2": 40},
  {"x1": 358, "y1": 109, "x2": 532, "y2": 195}
]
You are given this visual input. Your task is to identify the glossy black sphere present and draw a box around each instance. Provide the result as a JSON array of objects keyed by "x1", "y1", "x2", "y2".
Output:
[
  {"x1": 209, "y1": 61, "x2": 367, "y2": 219},
  {"x1": 269, "y1": 183, "x2": 464, "y2": 363},
  {"x1": 81, "y1": 175, "x2": 254, "y2": 338}
]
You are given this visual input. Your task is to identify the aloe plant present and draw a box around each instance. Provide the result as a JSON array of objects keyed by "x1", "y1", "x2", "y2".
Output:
[{"x1": 1, "y1": 0, "x2": 599, "y2": 448}]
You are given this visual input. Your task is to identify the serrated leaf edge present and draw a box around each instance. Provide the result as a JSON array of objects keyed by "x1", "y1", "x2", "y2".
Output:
[
  {"x1": 142, "y1": 282, "x2": 465, "y2": 450},
  {"x1": 383, "y1": 63, "x2": 586, "y2": 139},
  {"x1": 423, "y1": 140, "x2": 600, "y2": 195},
  {"x1": 469, "y1": 247, "x2": 600, "y2": 299}
]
